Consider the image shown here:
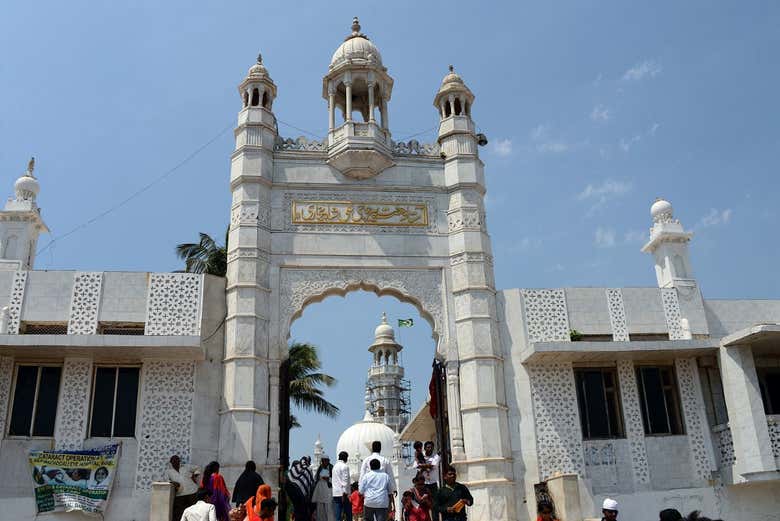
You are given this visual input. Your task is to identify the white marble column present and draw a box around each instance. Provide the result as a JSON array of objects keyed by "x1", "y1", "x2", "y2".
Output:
[{"x1": 718, "y1": 345, "x2": 776, "y2": 478}]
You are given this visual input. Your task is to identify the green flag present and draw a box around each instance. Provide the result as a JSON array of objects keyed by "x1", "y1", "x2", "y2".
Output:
[{"x1": 397, "y1": 318, "x2": 414, "y2": 328}]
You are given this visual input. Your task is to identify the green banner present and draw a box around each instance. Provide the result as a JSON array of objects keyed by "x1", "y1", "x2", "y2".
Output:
[{"x1": 29, "y1": 444, "x2": 119, "y2": 515}]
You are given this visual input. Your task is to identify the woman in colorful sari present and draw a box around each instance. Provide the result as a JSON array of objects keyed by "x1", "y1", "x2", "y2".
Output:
[{"x1": 202, "y1": 461, "x2": 231, "y2": 521}]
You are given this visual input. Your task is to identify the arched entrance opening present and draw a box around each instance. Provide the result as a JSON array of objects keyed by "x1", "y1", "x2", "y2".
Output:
[{"x1": 277, "y1": 287, "x2": 452, "y2": 518}]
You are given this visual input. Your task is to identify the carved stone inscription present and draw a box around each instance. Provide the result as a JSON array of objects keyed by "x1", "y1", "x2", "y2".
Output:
[{"x1": 292, "y1": 200, "x2": 428, "y2": 227}]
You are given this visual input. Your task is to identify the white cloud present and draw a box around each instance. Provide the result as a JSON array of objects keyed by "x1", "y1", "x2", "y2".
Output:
[
  {"x1": 492, "y1": 138, "x2": 513, "y2": 157},
  {"x1": 578, "y1": 179, "x2": 632, "y2": 201},
  {"x1": 530, "y1": 124, "x2": 548, "y2": 140},
  {"x1": 620, "y1": 134, "x2": 642, "y2": 152},
  {"x1": 648, "y1": 122, "x2": 660, "y2": 136},
  {"x1": 536, "y1": 142, "x2": 570, "y2": 153},
  {"x1": 624, "y1": 229, "x2": 646, "y2": 243},
  {"x1": 622, "y1": 59, "x2": 663, "y2": 81},
  {"x1": 530, "y1": 124, "x2": 571, "y2": 154},
  {"x1": 545, "y1": 263, "x2": 565, "y2": 273},
  {"x1": 698, "y1": 208, "x2": 733, "y2": 228},
  {"x1": 595, "y1": 227, "x2": 616, "y2": 248},
  {"x1": 590, "y1": 104, "x2": 611, "y2": 122}
]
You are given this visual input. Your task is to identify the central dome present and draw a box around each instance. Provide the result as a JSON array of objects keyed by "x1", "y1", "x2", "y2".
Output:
[
  {"x1": 336, "y1": 410, "x2": 395, "y2": 463},
  {"x1": 330, "y1": 17, "x2": 383, "y2": 69}
]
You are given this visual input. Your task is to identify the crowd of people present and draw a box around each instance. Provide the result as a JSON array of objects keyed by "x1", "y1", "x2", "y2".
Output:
[
  {"x1": 536, "y1": 498, "x2": 725, "y2": 521},
  {"x1": 166, "y1": 450, "x2": 729, "y2": 521},
  {"x1": 165, "y1": 456, "x2": 277, "y2": 521}
]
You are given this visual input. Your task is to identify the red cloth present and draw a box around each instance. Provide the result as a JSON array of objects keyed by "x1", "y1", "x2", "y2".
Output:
[{"x1": 350, "y1": 491, "x2": 364, "y2": 514}]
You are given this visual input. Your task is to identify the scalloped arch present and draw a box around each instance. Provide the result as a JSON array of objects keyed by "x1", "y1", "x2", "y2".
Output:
[{"x1": 278, "y1": 268, "x2": 447, "y2": 358}]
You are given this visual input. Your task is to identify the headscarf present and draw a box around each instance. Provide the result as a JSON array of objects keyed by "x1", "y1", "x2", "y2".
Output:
[
  {"x1": 256, "y1": 485, "x2": 273, "y2": 521},
  {"x1": 287, "y1": 460, "x2": 314, "y2": 500}
]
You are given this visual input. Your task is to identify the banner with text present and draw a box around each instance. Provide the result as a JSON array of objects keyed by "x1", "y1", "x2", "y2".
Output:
[{"x1": 29, "y1": 444, "x2": 120, "y2": 515}]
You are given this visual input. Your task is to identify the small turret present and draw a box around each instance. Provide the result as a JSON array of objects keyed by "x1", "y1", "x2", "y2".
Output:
[
  {"x1": 0, "y1": 158, "x2": 49, "y2": 269},
  {"x1": 641, "y1": 198, "x2": 695, "y2": 288}
]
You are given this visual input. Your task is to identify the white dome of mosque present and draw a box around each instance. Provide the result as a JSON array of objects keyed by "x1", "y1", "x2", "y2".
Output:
[
  {"x1": 373, "y1": 312, "x2": 395, "y2": 341},
  {"x1": 330, "y1": 17, "x2": 383, "y2": 69},
  {"x1": 247, "y1": 55, "x2": 269, "y2": 78},
  {"x1": 651, "y1": 198, "x2": 674, "y2": 222},
  {"x1": 336, "y1": 409, "x2": 395, "y2": 463}
]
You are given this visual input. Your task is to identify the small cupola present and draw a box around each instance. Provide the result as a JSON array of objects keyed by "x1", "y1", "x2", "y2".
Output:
[
  {"x1": 322, "y1": 17, "x2": 395, "y2": 179},
  {"x1": 433, "y1": 65, "x2": 474, "y2": 120},
  {"x1": 238, "y1": 53, "x2": 277, "y2": 111}
]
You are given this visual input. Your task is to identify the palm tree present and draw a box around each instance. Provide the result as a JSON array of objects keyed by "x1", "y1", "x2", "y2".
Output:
[
  {"x1": 175, "y1": 229, "x2": 228, "y2": 276},
  {"x1": 288, "y1": 342, "x2": 339, "y2": 429}
]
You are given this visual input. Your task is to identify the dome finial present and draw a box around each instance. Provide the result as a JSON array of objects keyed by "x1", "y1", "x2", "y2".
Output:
[
  {"x1": 352, "y1": 16, "x2": 361, "y2": 34},
  {"x1": 26, "y1": 157, "x2": 35, "y2": 177},
  {"x1": 256, "y1": 53, "x2": 263, "y2": 64},
  {"x1": 381, "y1": 311, "x2": 387, "y2": 324},
  {"x1": 449, "y1": 64, "x2": 454, "y2": 73}
]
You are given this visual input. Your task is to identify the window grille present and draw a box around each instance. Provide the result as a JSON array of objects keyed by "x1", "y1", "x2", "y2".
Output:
[
  {"x1": 97, "y1": 322, "x2": 146, "y2": 335},
  {"x1": 20, "y1": 323, "x2": 68, "y2": 335}
]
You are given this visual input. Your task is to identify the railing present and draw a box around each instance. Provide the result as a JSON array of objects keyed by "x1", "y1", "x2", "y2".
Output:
[
  {"x1": 392, "y1": 140, "x2": 440, "y2": 157},
  {"x1": 274, "y1": 136, "x2": 327, "y2": 152},
  {"x1": 368, "y1": 364, "x2": 404, "y2": 377}
]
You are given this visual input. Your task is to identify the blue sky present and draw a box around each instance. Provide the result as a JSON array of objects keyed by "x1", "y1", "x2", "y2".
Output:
[{"x1": 2, "y1": 1, "x2": 778, "y2": 459}]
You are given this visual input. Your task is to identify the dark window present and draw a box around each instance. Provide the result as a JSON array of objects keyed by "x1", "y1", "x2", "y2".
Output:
[
  {"x1": 261, "y1": 91, "x2": 269, "y2": 108},
  {"x1": 251, "y1": 88, "x2": 259, "y2": 106},
  {"x1": 699, "y1": 365, "x2": 728, "y2": 425},
  {"x1": 758, "y1": 367, "x2": 780, "y2": 415},
  {"x1": 8, "y1": 365, "x2": 62, "y2": 437},
  {"x1": 636, "y1": 366, "x2": 684, "y2": 435},
  {"x1": 575, "y1": 368, "x2": 624, "y2": 439},
  {"x1": 89, "y1": 367, "x2": 140, "y2": 438}
]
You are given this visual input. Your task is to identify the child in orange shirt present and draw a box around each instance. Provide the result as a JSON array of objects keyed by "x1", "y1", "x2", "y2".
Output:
[{"x1": 349, "y1": 481, "x2": 364, "y2": 521}]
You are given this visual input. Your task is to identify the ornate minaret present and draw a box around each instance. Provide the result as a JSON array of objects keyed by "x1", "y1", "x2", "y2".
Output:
[
  {"x1": 641, "y1": 198, "x2": 695, "y2": 289},
  {"x1": 435, "y1": 66, "x2": 515, "y2": 507},
  {"x1": 220, "y1": 54, "x2": 277, "y2": 480},
  {"x1": 366, "y1": 313, "x2": 406, "y2": 433},
  {"x1": 0, "y1": 158, "x2": 49, "y2": 269}
]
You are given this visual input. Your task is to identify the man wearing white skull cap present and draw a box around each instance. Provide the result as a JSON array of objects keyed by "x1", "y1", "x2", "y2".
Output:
[{"x1": 601, "y1": 498, "x2": 619, "y2": 521}]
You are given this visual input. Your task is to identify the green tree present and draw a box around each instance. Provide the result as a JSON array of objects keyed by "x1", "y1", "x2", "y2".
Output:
[
  {"x1": 288, "y1": 342, "x2": 339, "y2": 429},
  {"x1": 175, "y1": 229, "x2": 228, "y2": 276}
]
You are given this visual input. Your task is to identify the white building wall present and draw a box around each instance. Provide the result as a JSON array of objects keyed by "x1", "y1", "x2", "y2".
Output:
[{"x1": 0, "y1": 272, "x2": 225, "y2": 521}]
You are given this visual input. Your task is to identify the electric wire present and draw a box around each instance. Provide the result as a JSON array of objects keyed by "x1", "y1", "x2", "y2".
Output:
[
  {"x1": 35, "y1": 122, "x2": 235, "y2": 257},
  {"x1": 34, "y1": 117, "x2": 438, "y2": 257}
]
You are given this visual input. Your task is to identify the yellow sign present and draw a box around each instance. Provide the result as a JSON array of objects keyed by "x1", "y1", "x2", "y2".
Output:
[{"x1": 292, "y1": 200, "x2": 428, "y2": 227}]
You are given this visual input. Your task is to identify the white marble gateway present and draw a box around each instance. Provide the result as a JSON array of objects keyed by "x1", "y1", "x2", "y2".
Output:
[{"x1": 0, "y1": 17, "x2": 778, "y2": 521}]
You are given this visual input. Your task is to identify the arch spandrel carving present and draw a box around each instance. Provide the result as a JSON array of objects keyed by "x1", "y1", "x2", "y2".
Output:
[{"x1": 278, "y1": 267, "x2": 448, "y2": 355}]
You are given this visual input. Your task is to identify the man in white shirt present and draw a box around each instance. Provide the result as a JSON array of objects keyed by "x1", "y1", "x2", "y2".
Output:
[
  {"x1": 166, "y1": 455, "x2": 201, "y2": 521},
  {"x1": 359, "y1": 441, "x2": 397, "y2": 495},
  {"x1": 332, "y1": 451, "x2": 352, "y2": 521},
  {"x1": 359, "y1": 458, "x2": 393, "y2": 521},
  {"x1": 412, "y1": 441, "x2": 441, "y2": 494},
  {"x1": 180, "y1": 489, "x2": 216, "y2": 521}
]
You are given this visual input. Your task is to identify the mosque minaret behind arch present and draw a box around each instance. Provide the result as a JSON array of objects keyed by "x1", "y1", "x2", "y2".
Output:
[{"x1": 365, "y1": 312, "x2": 410, "y2": 434}]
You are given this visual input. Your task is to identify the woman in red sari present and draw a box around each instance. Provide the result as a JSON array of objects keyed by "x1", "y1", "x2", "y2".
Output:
[{"x1": 202, "y1": 461, "x2": 231, "y2": 521}]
